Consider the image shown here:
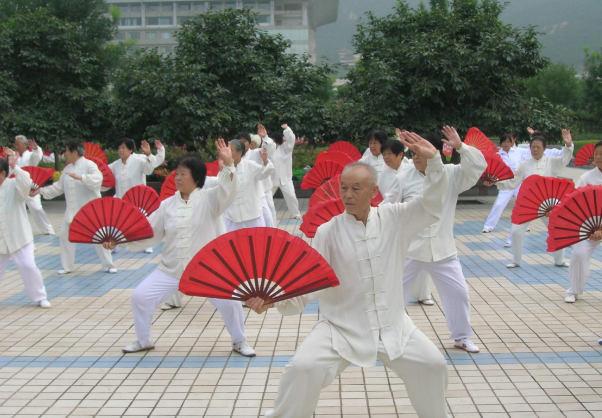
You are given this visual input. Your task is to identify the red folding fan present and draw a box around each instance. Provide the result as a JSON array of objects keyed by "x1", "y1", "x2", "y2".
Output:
[
  {"x1": 179, "y1": 228, "x2": 340, "y2": 304},
  {"x1": 511, "y1": 175, "x2": 575, "y2": 225},
  {"x1": 574, "y1": 143, "x2": 595, "y2": 167},
  {"x1": 464, "y1": 128, "x2": 498, "y2": 154},
  {"x1": 160, "y1": 171, "x2": 177, "y2": 201},
  {"x1": 301, "y1": 160, "x2": 345, "y2": 190},
  {"x1": 10, "y1": 166, "x2": 55, "y2": 190},
  {"x1": 69, "y1": 197, "x2": 154, "y2": 245},
  {"x1": 206, "y1": 160, "x2": 220, "y2": 176},
  {"x1": 300, "y1": 198, "x2": 345, "y2": 238},
  {"x1": 478, "y1": 152, "x2": 514, "y2": 184},
  {"x1": 547, "y1": 185, "x2": 602, "y2": 251},
  {"x1": 308, "y1": 174, "x2": 383, "y2": 208},
  {"x1": 84, "y1": 142, "x2": 108, "y2": 163},
  {"x1": 88, "y1": 157, "x2": 115, "y2": 189},
  {"x1": 123, "y1": 185, "x2": 160, "y2": 217},
  {"x1": 314, "y1": 151, "x2": 355, "y2": 168},
  {"x1": 328, "y1": 141, "x2": 362, "y2": 161}
]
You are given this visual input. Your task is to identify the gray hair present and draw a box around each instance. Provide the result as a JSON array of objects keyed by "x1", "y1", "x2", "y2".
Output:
[
  {"x1": 15, "y1": 135, "x2": 27, "y2": 145},
  {"x1": 342, "y1": 162, "x2": 378, "y2": 186},
  {"x1": 230, "y1": 139, "x2": 246, "y2": 157},
  {"x1": 250, "y1": 134, "x2": 262, "y2": 148}
]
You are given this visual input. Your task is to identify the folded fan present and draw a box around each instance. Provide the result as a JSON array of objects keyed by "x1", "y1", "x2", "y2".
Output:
[
  {"x1": 478, "y1": 152, "x2": 514, "y2": 184},
  {"x1": 159, "y1": 171, "x2": 177, "y2": 201},
  {"x1": 574, "y1": 143, "x2": 595, "y2": 167},
  {"x1": 308, "y1": 174, "x2": 383, "y2": 208},
  {"x1": 9, "y1": 166, "x2": 55, "y2": 190},
  {"x1": 179, "y1": 228, "x2": 340, "y2": 304},
  {"x1": 547, "y1": 185, "x2": 602, "y2": 251},
  {"x1": 300, "y1": 160, "x2": 345, "y2": 190},
  {"x1": 68, "y1": 197, "x2": 154, "y2": 245},
  {"x1": 84, "y1": 142, "x2": 108, "y2": 163},
  {"x1": 464, "y1": 128, "x2": 498, "y2": 154},
  {"x1": 511, "y1": 175, "x2": 575, "y2": 225},
  {"x1": 88, "y1": 157, "x2": 115, "y2": 189},
  {"x1": 314, "y1": 151, "x2": 355, "y2": 168},
  {"x1": 327, "y1": 141, "x2": 362, "y2": 161},
  {"x1": 123, "y1": 185, "x2": 161, "y2": 217},
  {"x1": 300, "y1": 198, "x2": 345, "y2": 238}
]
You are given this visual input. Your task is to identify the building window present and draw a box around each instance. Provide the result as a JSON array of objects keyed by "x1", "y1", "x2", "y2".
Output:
[
  {"x1": 243, "y1": 1, "x2": 255, "y2": 9},
  {"x1": 178, "y1": 16, "x2": 192, "y2": 24},
  {"x1": 118, "y1": 18, "x2": 142, "y2": 26},
  {"x1": 116, "y1": 3, "x2": 129, "y2": 12},
  {"x1": 178, "y1": 3, "x2": 191, "y2": 11},
  {"x1": 161, "y1": 31, "x2": 171, "y2": 39},
  {"x1": 257, "y1": 14, "x2": 270, "y2": 24},
  {"x1": 115, "y1": 32, "x2": 125, "y2": 40},
  {"x1": 192, "y1": 2, "x2": 205, "y2": 11},
  {"x1": 129, "y1": 32, "x2": 140, "y2": 39},
  {"x1": 146, "y1": 32, "x2": 157, "y2": 39},
  {"x1": 258, "y1": 0, "x2": 270, "y2": 10},
  {"x1": 284, "y1": 3, "x2": 302, "y2": 11},
  {"x1": 162, "y1": 3, "x2": 173, "y2": 12},
  {"x1": 146, "y1": 17, "x2": 173, "y2": 25},
  {"x1": 146, "y1": 4, "x2": 159, "y2": 12},
  {"x1": 130, "y1": 4, "x2": 141, "y2": 13},
  {"x1": 160, "y1": 46, "x2": 172, "y2": 54}
]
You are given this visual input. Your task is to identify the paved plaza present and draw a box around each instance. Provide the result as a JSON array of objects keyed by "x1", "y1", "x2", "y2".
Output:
[{"x1": 2, "y1": 179, "x2": 602, "y2": 417}]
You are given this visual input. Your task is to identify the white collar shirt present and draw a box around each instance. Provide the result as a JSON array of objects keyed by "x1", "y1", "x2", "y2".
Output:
[
  {"x1": 109, "y1": 151, "x2": 163, "y2": 198},
  {"x1": 576, "y1": 167, "x2": 602, "y2": 188},
  {"x1": 270, "y1": 127, "x2": 296, "y2": 186},
  {"x1": 16, "y1": 147, "x2": 43, "y2": 168},
  {"x1": 359, "y1": 152, "x2": 386, "y2": 175},
  {"x1": 498, "y1": 147, "x2": 523, "y2": 171},
  {"x1": 0, "y1": 166, "x2": 34, "y2": 254},
  {"x1": 224, "y1": 158, "x2": 273, "y2": 223}
]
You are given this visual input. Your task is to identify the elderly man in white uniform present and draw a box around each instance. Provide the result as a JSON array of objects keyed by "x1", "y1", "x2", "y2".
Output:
[
  {"x1": 8, "y1": 135, "x2": 55, "y2": 235},
  {"x1": 0, "y1": 153, "x2": 50, "y2": 308},
  {"x1": 223, "y1": 139, "x2": 273, "y2": 231},
  {"x1": 359, "y1": 128, "x2": 387, "y2": 175},
  {"x1": 565, "y1": 141, "x2": 602, "y2": 304},
  {"x1": 246, "y1": 132, "x2": 451, "y2": 418},
  {"x1": 492, "y1": 130, "x2": 574, "y2": 268},
  {"x1": 266, "y1": 124, "x2": 301, "y2": 220},
  {"x1": 33, "y1": 139, "x2": 117, "y2": 275},
  {"x1": 400, "y1": 127, "x2": 486, "y2": 353}
]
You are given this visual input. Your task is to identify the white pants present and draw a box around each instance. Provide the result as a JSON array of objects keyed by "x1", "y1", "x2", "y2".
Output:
[
  {"x1": 510, "y1": 218, "x2": 564, "y2": 266},
  {"x1": 224, "y1": 216, "x2": 265, "y2": 232},
  {"x1": 27, "y1": 194, "x2": 54, "y2": 235},
  {"x1": 411, "y1": 270, "x2": 432, "y2": 301},
  {"x1": 59, "y1": 217, "x2": 114, "y2": 272},
  {"x1": 265, "y1": 321, "x2": 450, "y2": 418},
  {"x1": 165, "y1": 291, "x2": 182, "y2": 307},
  {"x1": 132, "y1": 268, "x2": 246, "y2": 346},
  {"x1": 567, "y1": 239, "x2": 601, "y2": 295},
  {"x1": 0, "y1": 242, "x2": 47, "y2": 303},
  {"x1": 272, "y1": 181, "x2": 300, "y2": 218},
  {"x1": 264, "y1": 190, "x2": 277, "y2": 226},
  {"x1": 483, "y1": 188, "x2": 520, "y2": 231},
  {"x1": 403, "y1": 257, "x2": 472, "y2": 341},
  {"x1": 261, "y1": 196, "x2": 275, "y2": 228}
]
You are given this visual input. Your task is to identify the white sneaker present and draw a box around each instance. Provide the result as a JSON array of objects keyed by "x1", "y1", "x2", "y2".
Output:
[
  {"x1": 160, "y1": 303, "x2": 179, "y2": 310},
  {"x1": 419, "y1": 299, "x2": 434, "y2": 305},
  {"x1": 504, "y1": 240, "x2": 512, "y2": 248},
  {"x1": 482, "y1": 228, "x2": 491, "y2": 233},
  {"x1": 454, "y1": 338, "x2": 480, "y2": 353},
  {"x1": 506, "y1": 263, "x2": 520, "y2": 268},
  {"x1": 122, "y1": 341, "x2": 154, "y2": 353},
  {"x1": 107, "y1": 267, "x2": 118, "y2": 274},
  {"x1": 39, "y1": 299, "x2": 51, "y2": 309},
  {"x1": 46, "y1": 231, "x2": 55, "y2": 236},
  {"x1": 556, "y1": 261, "x2": 570, "y2": 268},
  {"x1": 144, "y1": 248, "x2": 154, "y2": 254},
  {"x1": 232, "y1": 341, "x2": 256, "y2": 357},
  {"x1": 57, "y1": 269, "x2": 71, "y2": 275},
  {"x1": 564, "y1": 294, "x2": 577, "y2": 303}
]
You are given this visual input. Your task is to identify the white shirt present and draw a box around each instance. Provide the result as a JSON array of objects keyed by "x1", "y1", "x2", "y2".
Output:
[
  {"x1": 40, "y1": 157, "x2": 104, "y2": 223},
  {"x1": 270, "y1": 127, "x2": 296, "y2": 186},
  {"x1": 16, "y1": 147, "x2": 43, "y2": 168},
  {"x1": 109, "y1": 148, "x2": 165, "y2": 198},
  {"x1": 224, "y1": 159, "x2": 273, "y2": 223},
  {"x1": 377, "y1": 164, "x2": 404, "y2": 204},
  {"x1": 244, "y1": 148, "x2": 273, "y2": 195},
  {"x1": 124, "y1": 166, "x2": 238, "y2": 279},
  {"x1": 359, "y1": 152, "x2": 386, "y2": 175},
  {"x1": 576, "y1": 167, "x2": 602, "y2": 188},
  {"x1": 498, "y1": 147, "x2": 523, "y2": 171},
  {"x1": 275, "y1": 156, "x2": 448, "y2": 368},
  {"x1": 0, "y1": 166, "x2": 34, "y2": 254},
  {"x1": 403, "y1": 145, "x2": 487, "y2": 262},
  {"x1": 497, "y1": 145, "x2": 574, "y2": 190}
]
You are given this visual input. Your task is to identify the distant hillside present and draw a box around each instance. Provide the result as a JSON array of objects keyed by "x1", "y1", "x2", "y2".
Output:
[{"x1": 316, "y1": 0, "x2": 602, "y2": 72}]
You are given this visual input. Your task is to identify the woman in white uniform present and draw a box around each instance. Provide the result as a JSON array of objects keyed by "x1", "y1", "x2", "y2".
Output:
[{"x1": 359, "y1": 129, "x2": 387, "y2": 175}]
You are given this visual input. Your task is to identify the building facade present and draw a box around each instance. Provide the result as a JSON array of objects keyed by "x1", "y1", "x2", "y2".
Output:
[{"x1": 105, "y1": 0, "x2": 338, "y2": 63}]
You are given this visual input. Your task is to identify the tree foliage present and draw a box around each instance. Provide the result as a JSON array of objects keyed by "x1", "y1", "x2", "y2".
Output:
[
  {"x1": 524, "y1": 63, "x2": 583, "y2": 110},
  {"x1": 582, "y1": 46, "x2": 602, "y2": 129}
]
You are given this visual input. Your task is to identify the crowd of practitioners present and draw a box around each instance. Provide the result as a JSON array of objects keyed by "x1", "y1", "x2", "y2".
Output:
[{"x1": 1, "y1": 123, "x2": 601, "y2": 418}]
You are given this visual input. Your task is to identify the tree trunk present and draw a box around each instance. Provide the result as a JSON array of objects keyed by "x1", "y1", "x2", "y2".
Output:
[{"x1": 54, "y1": 147, "x2": 61, "y2": 171}]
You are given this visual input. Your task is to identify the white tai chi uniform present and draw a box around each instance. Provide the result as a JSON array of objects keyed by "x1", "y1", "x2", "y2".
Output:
[
  {"x1": 483, "y1": 146, "x2": 524, "y2": 235},
  {"x1": 401, "y1": 145, "x2": 486, "y2": 341},
  {"x1": 265, "y1": 155, "x2": 450, "y2": 418},
  {"x1": 497, "y1": 145, "x2": 574, "y2": 266},
  {"x1": 16, "y1": 147, "x2": 54, "y2": 235},
  {"x1": 0, "y1": 166, "x2": 48, "y2": 303},
  {"x1": 566, "y1": 167, "x2": 602, "y2": 296},
  {"x1": 122, "y1": 166, "x2": 248, "y2": 346},
  {"x1": 360, "y1": 151, "x2": 386, "y2": 175},
  {"x1": 244, "y1": 148, "x2": 275, "y2": 228},
  {"x1": 270, "y1": 127, "x2": 301, "y2": 218},
  {"x1": 224, "y1": 158, "x2": 273, "y2": 232},
  {"x1": 40, "y1": 157, "x2": 115, "y2": 273}
]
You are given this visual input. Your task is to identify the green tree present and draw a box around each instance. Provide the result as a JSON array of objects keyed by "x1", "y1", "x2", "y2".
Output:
[
  {"x1": 524, "y1": 63, "x2": 583, "y2": 110},
  {"x1": 582, "y1": 46, "x2": 602, "y2": 131},
  {"x1": 338, "y1": 0, "x2": 572, "y2": 142}
]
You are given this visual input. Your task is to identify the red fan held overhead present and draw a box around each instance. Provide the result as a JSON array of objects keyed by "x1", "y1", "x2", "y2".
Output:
[
  {"x1": 511, "y1": 175, "x2": 575, "y2": 225},
  {"x1": 123, "y1": 185, "x2": 160, "y2": 217},
  {"x1": 88, "y1": 157, "x2": 115, "y2": 189},
  {"x1": 10, "y1": 166, "x2": 55, "y2": 190},
  {"x1": 300, "y1": 198, "x2": 345, "y2": 238},
  {"x1": 206, "y1": 160, "x2": 220, "y2": 176},
  {"x1": 547, "y1": 185, "x2": 602, "y2": 251},
  {"x1": 308, "y1": 174, "x2": 383, "y2": 208},
  {"x1": 301, "y1": 160, "x2": 345, "y2": 190},
  {"x1": 160, "y1": 171, "x2": 177, "y2": 201},
  {"x1": 84, "y1": 142, "x2": 108, "y2": 163},
  {"x1": 179, "y1": 228, "x2": 340, "y2": 304},
  {"x1": 314, "y1": 151, "x2": 355, "y2": 168},
  {"x1": 464, "y1": 128, "x2": 498, "y2": 154},
  {"x1": 328, "y1": 141, "x2": 362, "y2": 161},
  {"x1": 69, "y1": 197, "x2": 154, "y2": 245},
  {"x1": 574, "y1": 143, "x2": 595, "y2": 167},
  {"x1": 478, "y1": 152, "x2": 514, "y2": 184}
]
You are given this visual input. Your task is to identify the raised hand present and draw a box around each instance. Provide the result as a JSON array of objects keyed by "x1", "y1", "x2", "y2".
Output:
[
  {"x1": 399, "y1": 131, "x2": 438, "y2": 160},
  {"x1": 154, "y1": 139, "x2": 164, "y2": 149},
  {"x1": 7, "y1": 151, "x2": 18, "y2": 169},
  {"x1": 281, "y1": 124, "x2": 288, "y2": 130},
  {"x1": 260, "y1": 147, "x2": 268, "y2": 164},
  {"x1": 215, "y1": 138, "x2": 233, "y2": 166},
  {"x1": 140, "y1": 140, "x2": 151, "y2": 156},
  {"x1": 527, "y1": 127, "x2": 535, "y2": 135},
  {"x1": 28, "y1": 139, "x2": 38, "y2": 150},
  {"x1": 257, "y1": 124, "x2": 268, "y2": 138},
  {"x1": 3, "y1": 147, "x2": 14, "y2": 158},
  {"x1": 245, "y1": 297, "x2": 273, "y2": 314},
  {"x1": 562, "y1": 129, "x2": 573, "y2": 147},
  {"x1": 441, "y1": 126, "x2": 463, "y2": 150},
  {"x1": 395, "y1": 128, "x2": 403, "y2": 140}
]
